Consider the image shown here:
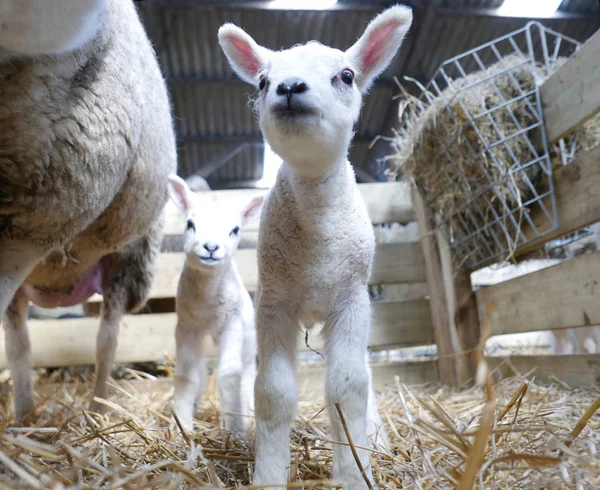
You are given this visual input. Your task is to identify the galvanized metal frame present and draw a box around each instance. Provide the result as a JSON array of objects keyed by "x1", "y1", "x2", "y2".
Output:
[{"x1": 402, "y1": 21, "x2": 582, "y2": 269}]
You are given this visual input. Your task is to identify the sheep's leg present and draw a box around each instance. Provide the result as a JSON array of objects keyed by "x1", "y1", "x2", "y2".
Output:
[
  {"x1": 323, "y1": 289, "x2": 377, "y2": 490},
  {"x1": 217, "y1": 319, "x2": 245, "y2": 434},
  {"x1": 90, "y1": 295, "x2": 124, "y2": 412},
  {"x1": 3, "y1": 290, "x2": 34, "y2": 422},
  {"x1": 91, "y1": 218, "x2": 163, "y2": 412},
  {"x1": 0, "y1": 245, "x2": 42, "y2": 321},
  {"x1": 241, "y1": 317, "x2": 257, "y2": 430},
  {"x1": 173, "y1": 322, "x2": 207, "y2": 432},
  {"x1": 253, "y1": 303, "x2": 299, "y2": 488}
]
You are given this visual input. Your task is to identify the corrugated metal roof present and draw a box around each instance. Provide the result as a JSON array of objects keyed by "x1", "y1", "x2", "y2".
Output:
[
  {"x1": 137, "y1": 0, "x2": 599, "y2": 188},
  {"x1": 440, "y1": 0, "x2": 599, "y2": 12}
]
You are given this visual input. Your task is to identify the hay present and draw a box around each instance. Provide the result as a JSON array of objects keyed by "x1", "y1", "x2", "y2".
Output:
[
  {"x1": 1, "y1": 366, "x2": 600, "y2": 489},
  {"x1": 390, "y1": 54, "x2": 600, "y2": 268}
]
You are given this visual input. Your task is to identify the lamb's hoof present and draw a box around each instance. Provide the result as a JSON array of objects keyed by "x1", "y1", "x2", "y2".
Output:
[
  {"x1": 222, "y1": 417, "x2": 246, "y2": 436},
  {"x1": 369, "y1": 431, "x2": 391, "y2": 453},
  {"x1": 337, "y1": 475, "x2": 379, "y2": 490},
  {"x1": 252, "y1": 478, "x2": 286, "y2": 490},
  {"x1": 14, "y1": 398, "x2": 35, "y2": 425},
  {"x1": 172, "y1": 415, "x2": 194, "y2": 434},
  {"x1": 88, "y1": 399, "x2": 107, "y2": 414}
]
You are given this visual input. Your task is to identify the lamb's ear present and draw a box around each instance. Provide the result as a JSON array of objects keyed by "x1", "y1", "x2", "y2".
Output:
[
  {"x1": 241, "y1": 195, "x2": 265, "y2": 226},
  {"x1": 168, "y1": 174, "x2": 195, "y2": 212},
  {"x1": 218, "y1": 23, "x2": 269, "y2": 85},
  {"x1": 345, "y1": 5, "x2": 412, "y2": 92}
]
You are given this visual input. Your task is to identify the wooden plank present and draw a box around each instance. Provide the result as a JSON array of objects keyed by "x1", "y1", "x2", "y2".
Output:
[
  {"x1": 297, "y1": 360, "x2": 438, "y2": 394},
  {"x1": 498, "y1": 146, "x2": 600, "y2": 264},
  {"x1": 0, "y1": 301, "x2": 433, "y2": 369},
  {"x1": 33, "y1": 360, "x2": 439, "y2": 400},
  {"x1": 476, "y1": 250, "x2": 600, "y2": 336},
  {"x1": 370, "y1": 242, "x2": 426, "y2": 284},
  {"x1": 383, "y1": 282, "x2": 429, "y2": 301},
  {"x1": 87, "y1": 242, "x2": 426, "y2": 304},
  {"x1": 413, "y1": 191, "x2": 480, "y2": 386},
  {"x1": 488, "y1": 355, "x2": 600, "y2": 388},
  {"x1": 163, "y1": 182, "x2": 414, "y2": 235},
  {"x1": 541, "y1": 28, "x2": 600, "y2": 144}
]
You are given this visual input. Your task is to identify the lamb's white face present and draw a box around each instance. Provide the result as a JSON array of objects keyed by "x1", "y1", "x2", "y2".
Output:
[
  {"x1": 218, "y1": 5, "x2": 413, "y2": 177},
  {"x1": 182, "y1": 198, "x2": 241, "y2": 269},
  {"x1": 255, "y1": 44, "x2": 362, "y2": 173},
  {"x1": 168, "y1": 175, "x2": 263, "y2": 271}
]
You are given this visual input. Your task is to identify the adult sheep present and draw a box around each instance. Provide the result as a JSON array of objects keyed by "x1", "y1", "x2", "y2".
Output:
[{"x1": 0, "y1": 0, "x2": 176, "y2": 421}]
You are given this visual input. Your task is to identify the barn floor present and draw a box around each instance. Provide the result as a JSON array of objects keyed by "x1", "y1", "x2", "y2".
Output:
[{"x1": 0, "y1": 363, "x2": 599, "y2": 489}]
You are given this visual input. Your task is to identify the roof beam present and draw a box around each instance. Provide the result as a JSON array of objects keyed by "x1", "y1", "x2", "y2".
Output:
[{"x1": 144, "y1": 0, "x2": 399, "y2": 11}]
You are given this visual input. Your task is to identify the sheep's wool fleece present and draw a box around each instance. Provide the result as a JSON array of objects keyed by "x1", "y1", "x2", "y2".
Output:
[{"x1": 0, "y1": 0, "x2": 176, "y2": 293}]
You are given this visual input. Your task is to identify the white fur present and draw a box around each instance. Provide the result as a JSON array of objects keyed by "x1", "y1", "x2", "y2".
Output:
[
  {"x1": 168, "y1": 174, "x2": 262, "y2": 434},
  {"x1": 219, "y1": 6, "x2": 412, "y2": 489},
  {"x1": 0, "y1": 0, "x2": 106, "y2": 56}
]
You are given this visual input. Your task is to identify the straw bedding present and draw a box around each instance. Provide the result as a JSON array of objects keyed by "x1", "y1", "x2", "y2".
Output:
[
  {"x1": 390, "y1": 54, "x2": 600, "y2": 267},
  {"x1": 1, "y1": 363, "x2": 599, "y2": 489}
]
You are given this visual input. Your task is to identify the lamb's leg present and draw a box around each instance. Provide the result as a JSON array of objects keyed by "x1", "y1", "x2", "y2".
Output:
[
  {"x1": 173, "y1": 322, "x2": 207, "y2": 432},
  {"x1": 323, "y1": 289, "x2": 377, "y2": 490},
  {"x1": 253, "y1": 303, "x2": 299, "y2": 488},
  {"x1": 90, "y1": 218, "x2": 163, "y2": 412},
  {"x1": 3, "y1": 290, "x2": 34, "y2": 422},
  {"x1": 365, "y1": 353, "x2": 390, "y2": 452},
  {"x1": 241, "y1": 317, "x2": 257, "y2": 430},
  {"x1": 217, "y1": 319, "x2": 245, "y2": 434}
]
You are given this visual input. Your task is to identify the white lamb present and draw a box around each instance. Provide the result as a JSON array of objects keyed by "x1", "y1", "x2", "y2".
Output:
[
  {"x1": 218, "y1": 6, "x2": 412, "y2": 489},
  {"x1": 0, "y1": 0, "x2": 176, "y2": 421},
  {"x1": 168, "y1": 174, "x2": 262, "y2": 434}
]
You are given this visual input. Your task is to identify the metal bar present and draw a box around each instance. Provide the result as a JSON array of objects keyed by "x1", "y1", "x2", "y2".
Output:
[{"x1": 195, "y1": 142, "x2": 263, "y2": 177}]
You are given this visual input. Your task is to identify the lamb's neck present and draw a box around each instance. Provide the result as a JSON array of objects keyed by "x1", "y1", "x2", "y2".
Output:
[
  {"x1": 284, "y1": 157, "x2": 354, "y2": 212},
  {"x1": 183, "y1": 259, "x2": 236, "y2": 298}
]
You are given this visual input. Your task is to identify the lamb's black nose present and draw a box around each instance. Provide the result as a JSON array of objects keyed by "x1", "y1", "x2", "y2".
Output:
[
  {"x1": 276, "y1": 79, "x2": 309, "y2": 97},
  {"x1": 203, "y1": 243, "x2": 219, "y2": 253}
]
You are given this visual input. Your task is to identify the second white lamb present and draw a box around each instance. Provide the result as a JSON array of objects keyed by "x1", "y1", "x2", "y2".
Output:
[{"x1": 168, "y1": 174, "x2": 263, "y2": 434}]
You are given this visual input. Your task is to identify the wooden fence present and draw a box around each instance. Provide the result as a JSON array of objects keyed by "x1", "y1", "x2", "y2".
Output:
[
  {"x1": 1, "y1": 28, "x2": 599, "y2": 391},
  {"x1": 0, "y1": 182, "x2": 440, "y2": 386},
  {"x1": 418, "y1": 27, "x2": 600, "y2": 387}
]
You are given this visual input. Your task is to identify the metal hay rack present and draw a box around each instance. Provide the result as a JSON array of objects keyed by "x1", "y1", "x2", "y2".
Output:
[{"x1": 396, "y1": 22, "x2": 583, "y2": 270}]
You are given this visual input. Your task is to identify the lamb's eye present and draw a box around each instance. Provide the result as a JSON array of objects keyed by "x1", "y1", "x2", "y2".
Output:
[
  {"x1": 230, "y1": 226, "x2": 240, "y2": 236},
  {"x1": 340, "y1": 69, "x2": 354, "y2": 85},
  {"x1": 258, "y1": 76, "x2": 267, "y2": 91},
  {"x1": 187, "y1": 219, "x2": 195, "y2": 232}
]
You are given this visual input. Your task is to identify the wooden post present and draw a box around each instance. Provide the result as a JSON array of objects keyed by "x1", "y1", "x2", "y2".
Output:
[{"x1": 413, "y1": 189, "x2": 481, "y2": 386}]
